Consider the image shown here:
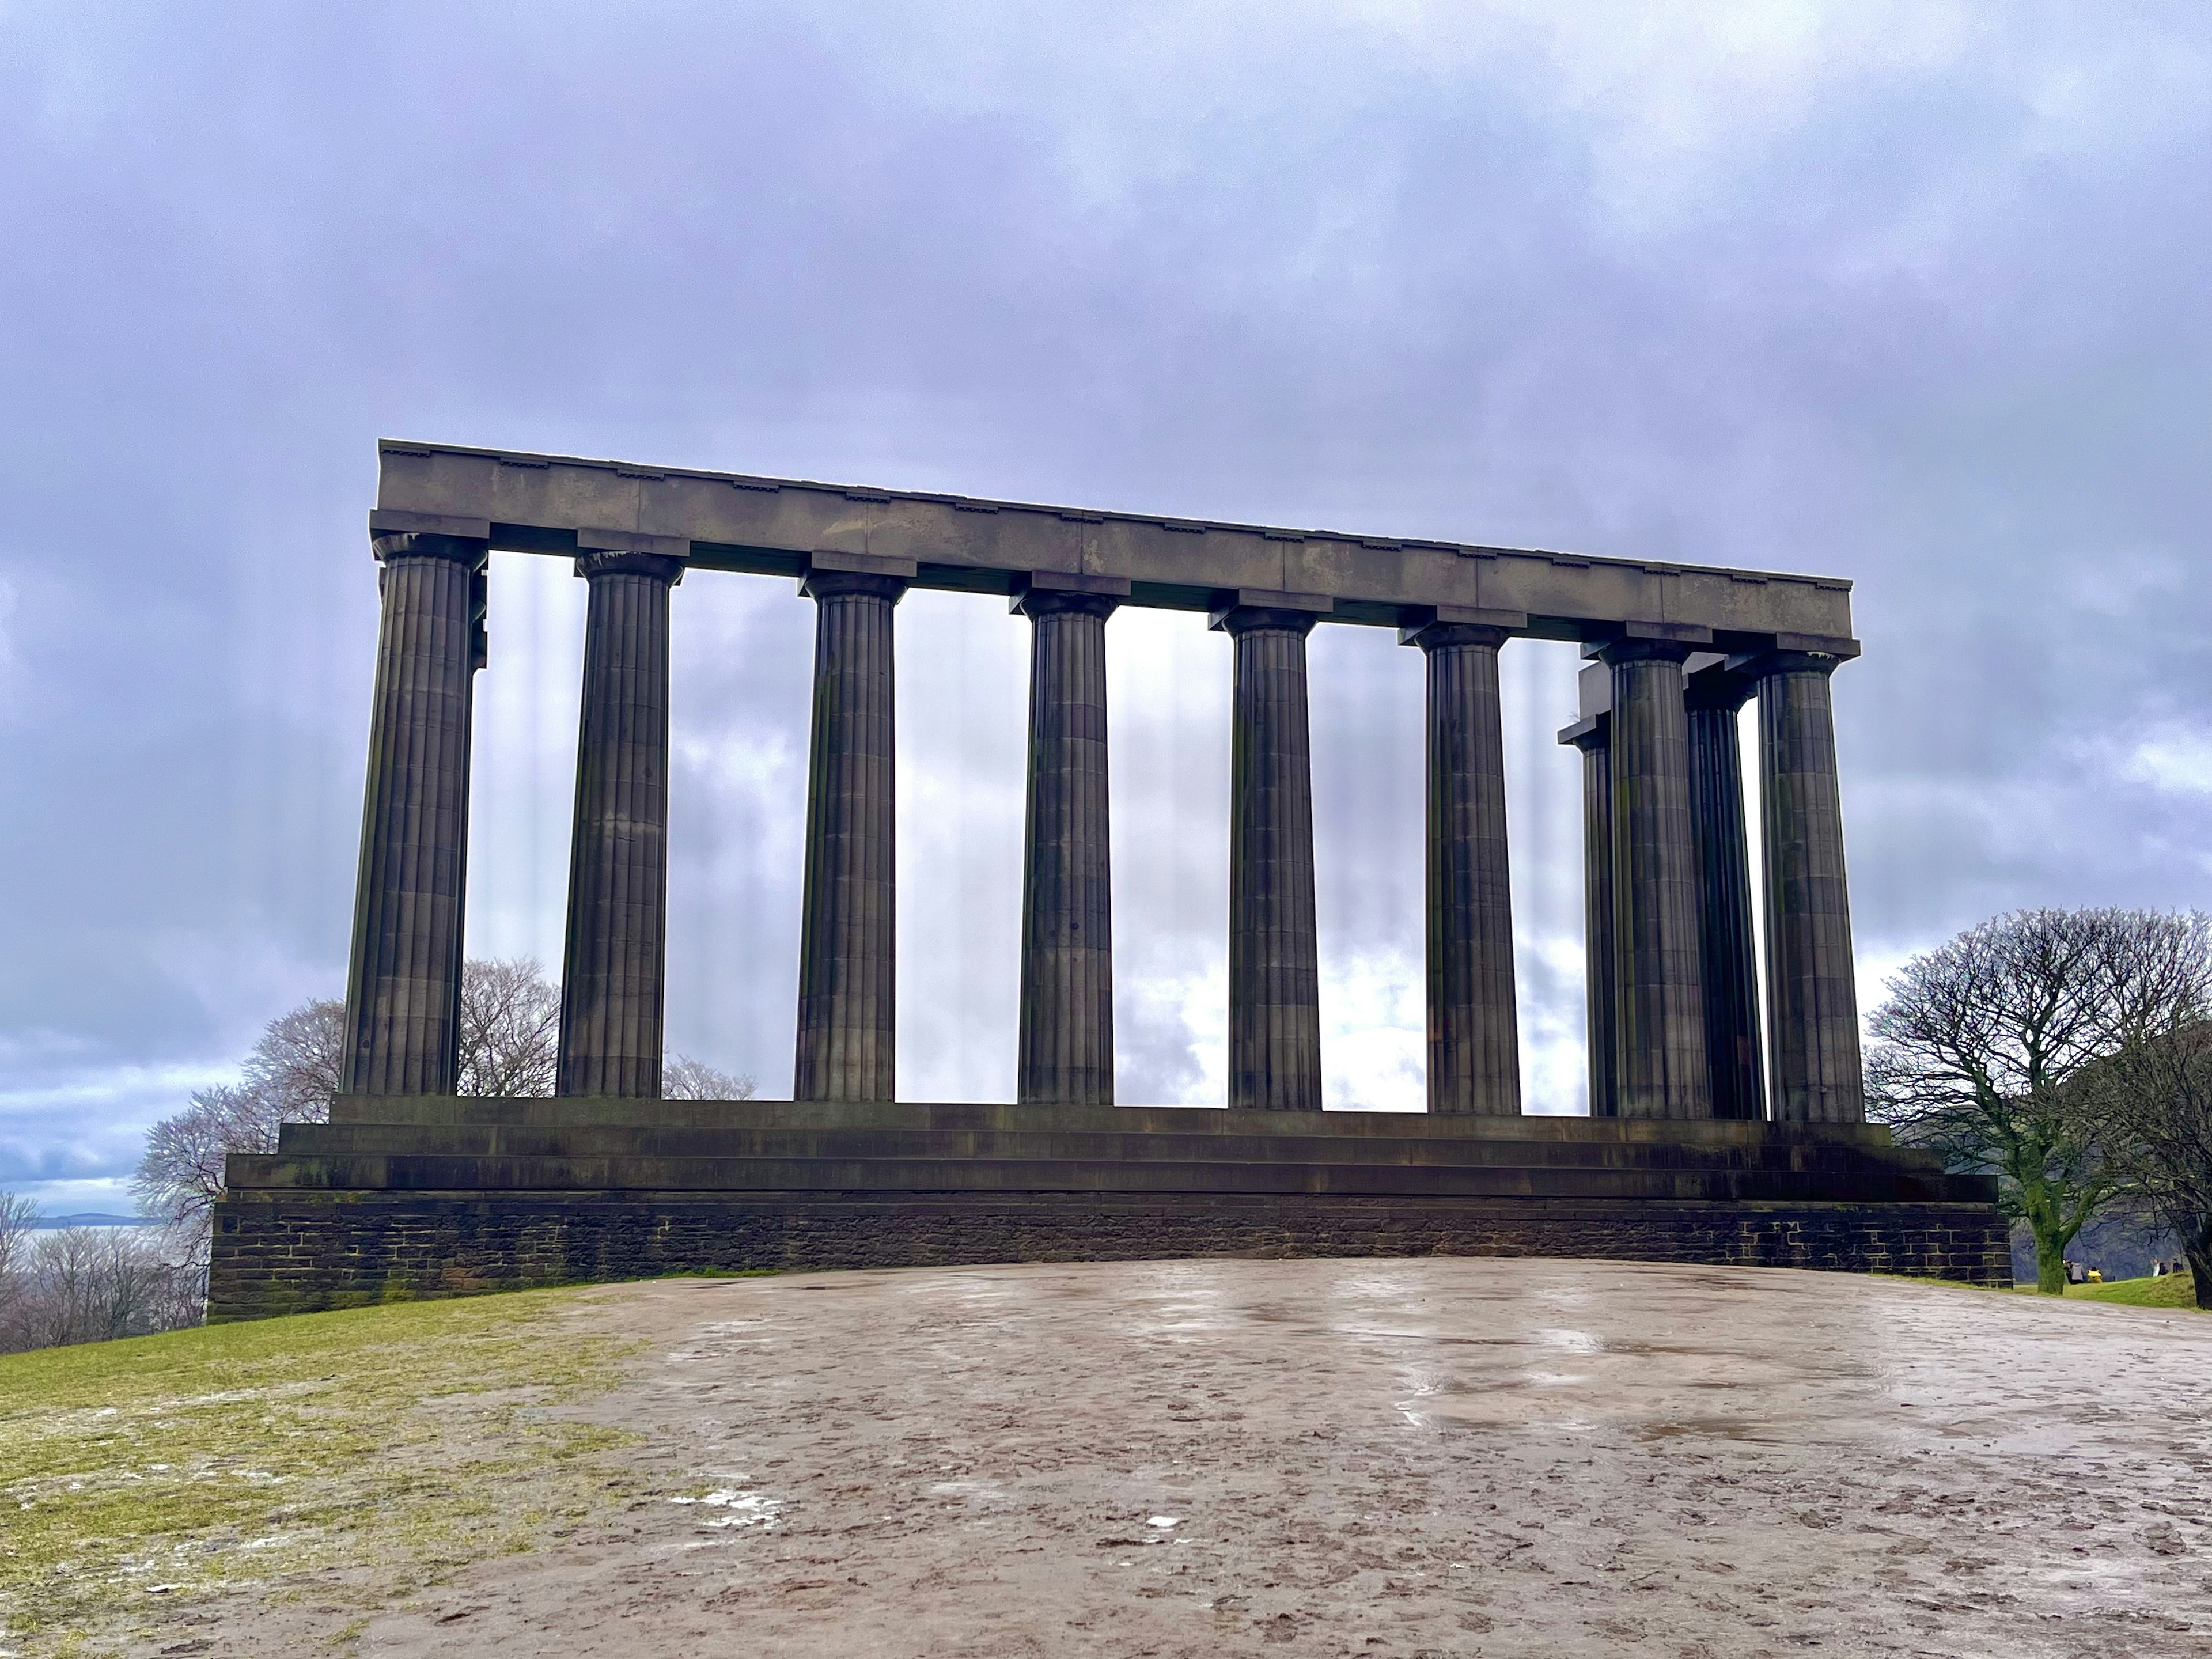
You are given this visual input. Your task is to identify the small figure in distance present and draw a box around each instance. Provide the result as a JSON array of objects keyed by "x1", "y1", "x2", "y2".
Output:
[{"x1": 2085, "y1": 1267, "x2": 2103, "y2": 1285}]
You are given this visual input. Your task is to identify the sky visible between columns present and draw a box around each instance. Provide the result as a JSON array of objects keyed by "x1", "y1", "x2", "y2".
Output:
[{"x1": 463, "y1": 550, "x2": 1777, "y2": 1112}]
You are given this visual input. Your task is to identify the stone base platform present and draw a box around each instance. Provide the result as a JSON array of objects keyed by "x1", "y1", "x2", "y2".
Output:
[{"x1": 206, "y1": 1099, "x2": 2009, "y2": 1320}]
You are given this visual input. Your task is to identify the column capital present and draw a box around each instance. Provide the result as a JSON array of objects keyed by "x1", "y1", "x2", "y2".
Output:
[
  {"x1": 1584, "y1": 626, "x2": 1707, "y2": 668},
  {"x1": 801, "y1": 550, "x2": 914, "y2": 603},
  {"x1": 368, "y1": 507, "x2": 490, "y2": 559},
  {"x1": 1396, "y1": 603, "x2": 1526, "y2": 649},
  {"x1": 370, "y1": 530, "x2": 489, "y2": 570},
  {"x1": 1401, "y1": 621, "x2": 1513, "y2": 652},
  {"x1": 1556, "y1": 711, "x2": 1611, "y2": 752},
  {"x1": 801, "y1": 569, "x2": 909, "y2": 604},
  {"x1": 1684, "y1": 661, "x2": 1759, "y2": 713},
  {"x1": 1729, "y1": 642, "x2": 1859, "y2": 680},
  {"x1": 1208, "y1": 588, "x2": 1332, "y2": 635},
  {"x1": 1012, "y1": 570, "x2": 1128, "y2": 620},
  {"x1": 574, "y1": 550, "x2": 685, "y2": 585},
  {"x1": 1014, "y1": 590, "x2": 1119, "y2": 621}
]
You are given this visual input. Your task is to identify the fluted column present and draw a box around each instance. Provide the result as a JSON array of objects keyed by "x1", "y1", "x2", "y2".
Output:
[
  {"x1": 794, "y1": 566, "x2": 906, "y2": 1102},
  {"x1": 557, "y1": 550, "x2": 683, "y2": 1098},
  {"x1": 1747, "y1": 648, "x2": 1865, "y2": 1124},
  {"x1": 1598, "y1": 637, "x2": 1711, "y2": 1119},
  {"x1": 341, "y1": 526, "x2": 489, "y2": 1096},
  {"x1": 1405, "y1": 621, "x2": 1520, "y2": 1113},
  {"x1": 1559, "y1": 708, "x2": 1617, "y2": 1118},
  {"x1": 1014, "y1": 578, "x2": 1124, "y2": 1107},
  {"x1": 1218, "y1": 603, "x2": 1325, "y2": 1111},
  {"x1": 1685, "y1": 664, "x2": 1766, "y2": 1121}
]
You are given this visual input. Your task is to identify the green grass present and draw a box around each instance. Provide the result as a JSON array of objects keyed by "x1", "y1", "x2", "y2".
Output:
[
  {"x1": 1869, "y1": 1271, "x2": 2205, "y2": 1309},
  {"x1": 0, "y1": 1287, "x2": 645, "y2": 1655},
  {"x1": 2059, "y1": 1271, "x2": 2203, "y2": 1308}
]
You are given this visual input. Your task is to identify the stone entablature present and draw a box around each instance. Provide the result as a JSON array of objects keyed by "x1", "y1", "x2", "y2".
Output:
[{"x1": 373, "y1": 440, "x2": 1857, "y2": 645}]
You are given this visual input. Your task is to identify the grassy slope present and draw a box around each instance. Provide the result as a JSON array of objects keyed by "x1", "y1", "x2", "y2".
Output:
[
  {"x1": 0, "y1": 1288, "x2": 643, "y2": 1656},
  {"x1": 2061, "y1": 1272, "x2": 2202, "y2": 1308}
]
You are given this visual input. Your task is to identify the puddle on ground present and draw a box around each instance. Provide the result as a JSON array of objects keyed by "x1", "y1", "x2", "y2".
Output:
[
  {"x1": 666, "y1": 1487, "x2": 785, "y2": 1529},
  {"x1": 1632, "y1": 1417, "x2": 1783, "y2": 1444}
]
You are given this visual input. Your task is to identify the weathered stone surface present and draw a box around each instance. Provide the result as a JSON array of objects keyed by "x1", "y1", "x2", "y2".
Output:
[
  {"x1": 375, "y1": 440, "x2": 1861, "y2": 643},
  {"x1": 1407, "y1": 623, "x2": 1520, "y2": 1113},
  {"x1": 1685, "y1": 663, "x2": 1766, "y2": 1121},
  {"x1": 207, "y1": 1188, "x2": 2010, "y2": 1321},
  {"x1": 211, "y1": 1089, "x2": 2005, "y2": 1317},
  {"x1": 1749, "y1": 650, "x2": 1866, "y2": 1123},
  {"x1": 794, "y1": 569, "x2": 906, "y2": 1101},
  {"x1": 1219, "y1": 605, "x2": 1324, "y2": 1111},
  {"x1": 557, "y1": 551, "x2": 681, "y2": 1098},
  {"x1": 1013, "y1": 584, "x2": 1121, "y2": 1107},
  {"x1": 340, "y1": 531, "x2": 488, "y2": 1097},
  {"x1": 1598, "y1": 638, "x2": 1711, "y2": 1119}
]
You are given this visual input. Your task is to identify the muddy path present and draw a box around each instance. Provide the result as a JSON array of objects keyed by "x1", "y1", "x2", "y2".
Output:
[{"x1": 150, "y1": 1258, "x2": 2212, "y2": 1657}]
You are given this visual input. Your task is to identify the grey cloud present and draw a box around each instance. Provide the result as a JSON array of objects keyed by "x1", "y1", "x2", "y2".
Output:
[{"x1": 2, "y1": 2, "x2": 2209, "y2": 1185}]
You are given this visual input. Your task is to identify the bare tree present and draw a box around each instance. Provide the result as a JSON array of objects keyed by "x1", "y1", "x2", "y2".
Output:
[
  {"x1": 0, "y1": 1190, "x2": 33, "y2": 1281},
  {"x1": 2067, "y1": 1019, "x2": 2212, "y2": 1308},
  {"x1": 458, "y1": 957, "x2": 561, "y2": 1097},
  {"x1": 242, "y1": 995, "x2": 346, "y2": 1118},
  {"x1": 1866, "y1": 908, "x2": 2212, "y2": 1294},
  {"x1": 131, "y1": 959, "x2": 572, "y2": 1321},
  {"x1": 132, "y1": 1083, "x2": 285, "y2": 1236},
  {"x1": 0, "y1": 1191, "x2": 36, "y2": 1341},
  {"x1": 662, "y1": 1055, "x2": 757, "y2": 1100},
  {"x1": 0, "y1": 1225, "x2": 197, "y2": 1353}
]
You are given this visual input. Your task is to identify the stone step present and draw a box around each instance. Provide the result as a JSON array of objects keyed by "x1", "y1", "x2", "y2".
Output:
[
  {"x1": 275, "y1": 1119, "x2": 1946, "y2": 1176},
  {"x1": 325, "y1": 1094, "x2": 1906, "y2": 1145},
  {"x1": 224, "y1": 1149, "x2": 1976, "y2": 1204}
]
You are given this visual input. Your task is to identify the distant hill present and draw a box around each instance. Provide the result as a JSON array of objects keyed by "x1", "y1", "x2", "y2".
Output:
[
  {"x1": 2009, "y1": 1211, "x2": 2179, "y2": 1282},
  {"x1": 26, "y1": 1213, "x2": 155, "y2": 1230}
]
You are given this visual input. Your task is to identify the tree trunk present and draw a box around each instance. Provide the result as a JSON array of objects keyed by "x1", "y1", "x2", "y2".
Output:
[
  {"x1": 2021, "y1": 1180, "x2": 2073, "y2": 1294},
  {"x1": 2184, "y1": 1215, "x2": 2212, "y2": 1312},
  {"x1": 2033, "y1": 1228, "x2": 2069, "y2": 1295}
]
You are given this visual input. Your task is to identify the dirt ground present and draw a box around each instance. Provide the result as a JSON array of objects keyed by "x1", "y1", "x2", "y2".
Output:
[{"x1": 149, "y1": 1257, "x2": 2211, "y2": 1657}]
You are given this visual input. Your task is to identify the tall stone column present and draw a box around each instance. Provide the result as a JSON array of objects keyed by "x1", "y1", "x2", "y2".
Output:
[
  {"x1": 1403, "y1": 618, "x2": 1520, "y2": 1114},
  {"x1": 1215, "y1": 595, "x2": 1330, "y2": 1112},
  {"x1": 557, "y1": 545, "x2": 684, "y2": 1099},
  {"x1": 794, "y1": 558, "x2": 910, "y2": 1103},
  {"x1": 1597, "y1": 636, "x2": 1711, "y2": 1119},
  {"x1": 1685, "y1": 663, "x2": 1767, "y2": 1121},
  {"x1": 341, "y1": 516, "x2": 490, "y2": 1096},
  {"x1": 1014, "y1": 575, "x2": 1128, "y2": 1108},
  {"x1": 1559, "y1": 697, "x2": 1617, "y2": 1118},
  {"x1": 1745, "y1": 645, "x2": 1865, "y2": 1124}
]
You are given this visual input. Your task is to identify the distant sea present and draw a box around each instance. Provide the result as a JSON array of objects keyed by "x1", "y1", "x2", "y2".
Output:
[{"x1": 26, "y1": 1213, "x2": 156, "y2": 1230}]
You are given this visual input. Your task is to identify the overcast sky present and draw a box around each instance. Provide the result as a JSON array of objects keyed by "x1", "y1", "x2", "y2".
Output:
[{"x1": 3, "y1": 3, "x2": 2209, "y2": 1211}]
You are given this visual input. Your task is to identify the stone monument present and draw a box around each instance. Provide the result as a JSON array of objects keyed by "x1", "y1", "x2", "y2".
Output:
[{"x1": 207, "y1": 442, "x2": 2005, "y2": 1319}]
